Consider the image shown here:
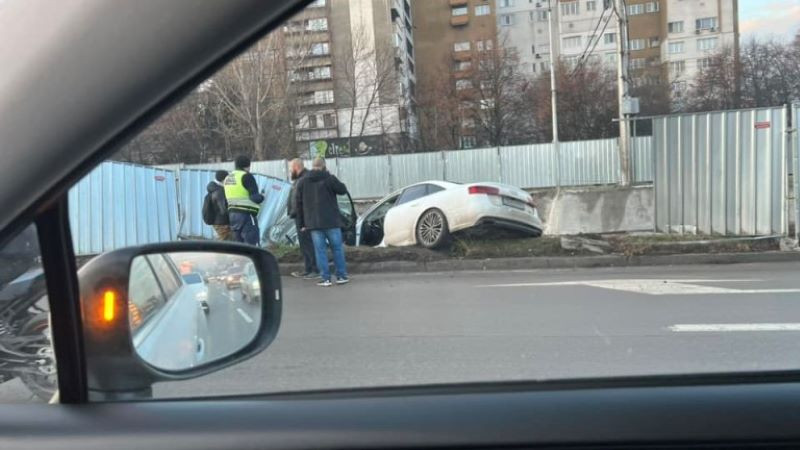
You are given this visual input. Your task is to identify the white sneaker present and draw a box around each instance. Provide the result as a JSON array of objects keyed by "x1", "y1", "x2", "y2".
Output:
[
  {"x1": 336, "y1": 277, "x2": 350, "y2": 285},
  {"x1": 317, "y1": 279, "x2": 332, "y2": 287}
]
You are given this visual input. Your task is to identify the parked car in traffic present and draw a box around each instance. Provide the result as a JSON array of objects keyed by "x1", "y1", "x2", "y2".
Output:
[
  {"x1": 225, "y1": 272, "x2": 242, "y2": 290},
  {"x1": 240, "y1": 262, "x2": 260, "y2": 304},
  {"x1": 181, "y1": 272, "x2": 210, "y2": 314},
  {"x1": 129, "y1": 254, "x2": 210, "y2": 370}
]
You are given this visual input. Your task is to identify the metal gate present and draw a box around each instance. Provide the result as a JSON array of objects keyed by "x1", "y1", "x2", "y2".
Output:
[{"x1": 654, "y1": 106, "x2": 788, "y2": 235}]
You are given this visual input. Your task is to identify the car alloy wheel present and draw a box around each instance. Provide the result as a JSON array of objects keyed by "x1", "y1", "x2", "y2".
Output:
[{"x1": 416, "y1": 209, "x2": 450, "y2": 249}]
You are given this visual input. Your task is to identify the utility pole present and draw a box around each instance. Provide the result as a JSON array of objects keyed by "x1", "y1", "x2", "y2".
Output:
[
  {"x1": 546, "y1": 0, "x2": 560, "y2": 186},
  {"x1": 615, "y1": 0, "x2": 632, "y2": 186}
]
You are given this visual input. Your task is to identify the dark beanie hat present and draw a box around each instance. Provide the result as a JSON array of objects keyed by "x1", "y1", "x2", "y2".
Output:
[
  {"x1": 215, "y1": 170, "x2": 228, "y2": 182},
  {"x1": 235, "y1": 155, "x2": 251, "y2": 170}
]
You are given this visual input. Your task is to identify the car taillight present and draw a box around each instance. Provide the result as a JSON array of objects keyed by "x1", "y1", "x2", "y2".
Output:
[{"x1": 468, "y1": 185, "x2": 500, "y2": 196}]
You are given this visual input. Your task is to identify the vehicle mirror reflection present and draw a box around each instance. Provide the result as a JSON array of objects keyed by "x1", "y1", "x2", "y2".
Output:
[{"x1": 129, "y1": 252, "x2": 263, "y2": 372}]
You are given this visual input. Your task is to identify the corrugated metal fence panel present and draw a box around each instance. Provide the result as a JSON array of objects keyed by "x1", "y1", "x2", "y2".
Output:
[
  {"x1": 499, "y1": 143, "x2": 557, "y2": 188},
  {"x1": 654, "y1": 106, "x2": 787, "y2": 235},
  {"x1": 559, "y1": 139, "x2": 620, "y2": 186},
  {"x1": 251, "y1": 160, "x2": 288, "y2": 180},
  {"x1": 444, "y1": 147, "x2": 501, "y2": 184},
  {"x1": 631, "y1": 136, "x2": 653, "y2": 183},
  {"x1": 186, "y1": 162, "x2": 235, "y2": 171},
  {"x1": 795, "y1": 104, "x2": 800, "y2": 240},
  {"x1": 390, "y1": 152, "x2": 445, "y2": 190},
  {"x1": 69, "y1": 161, "x2": 177, "y2": 255},
  {"x1": 336, "y1": 155, "x2": 391, "y2": 199},
  {"x1": 178, "y1": 169, "x2": 291, "y2": 246}
]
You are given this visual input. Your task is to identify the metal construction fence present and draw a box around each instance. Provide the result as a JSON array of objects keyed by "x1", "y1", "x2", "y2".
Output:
[
  {"x1": 653, "y1": 106, "x2": 789, "y2": 236},
  {"x1": 795, "y1": 104, "x2": 800, "y2": 240},
  {"x1": 68, "y1": 161, "x2": 179, "y2": 255},
  {"x1": 170, "y1": 136, "x2": 654, "y2": 200}
]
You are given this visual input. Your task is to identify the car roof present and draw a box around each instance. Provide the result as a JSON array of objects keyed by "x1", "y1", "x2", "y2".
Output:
[{"x1": 0, "y1": 0, "x2": 308, "y2": 238}]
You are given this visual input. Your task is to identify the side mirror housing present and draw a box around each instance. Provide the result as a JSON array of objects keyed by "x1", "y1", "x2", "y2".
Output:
[{"x1": 78, "y1": 241, "x2": 281, "y2": 401}]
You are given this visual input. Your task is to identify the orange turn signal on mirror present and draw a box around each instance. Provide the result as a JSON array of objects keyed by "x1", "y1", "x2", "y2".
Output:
[{"x1": 103, "y1": 290, "x2": 116, "y2": 322}]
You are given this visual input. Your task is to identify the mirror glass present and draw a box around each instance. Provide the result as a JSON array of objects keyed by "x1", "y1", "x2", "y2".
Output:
[{"x1": 128, "y1": 252, "x2": 262, "y2": 371}]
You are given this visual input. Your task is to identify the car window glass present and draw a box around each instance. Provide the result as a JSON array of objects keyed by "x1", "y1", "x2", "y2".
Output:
[
  {"x1": 182, "y1": 273, "x2": 203, "y2": 284},
  {"x1": 0, "y1": 224, "x2": 57, "y2": 403},
  {"x1": 427, "y1": 185, "x2": 444, "y2": 195},
  {"x1": 147, "y1": 255, "x2": 182, "y2": 299},
  {"x1": 129, "y1": 257, "x2": 167, "y2": 333},
  {"x1": 396, "y1": 185, "x2": 429, "y2": 205}
]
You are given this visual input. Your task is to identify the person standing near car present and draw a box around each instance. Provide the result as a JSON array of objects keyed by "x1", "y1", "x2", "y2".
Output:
[
  {"x1": 296, "y1": 157, "x2": 349, "y2": 287},
  {"x1": 287, "y1": 158, "x2": 318, "y2": 279},
  {"x1": 224, "y1": 155, "x2": 264, "y2": 246},
  {"x1": 203, "y1": 170, "x2": 233, "y2": 241}
]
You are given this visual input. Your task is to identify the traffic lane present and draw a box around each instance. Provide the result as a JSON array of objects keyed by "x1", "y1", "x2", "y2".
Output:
[
  {"x1": 203, "y1": 282, "x2": 260, "y2": 362},
  {"x1": 153, "y1": 262, "x2": 800, "y2": 398}
]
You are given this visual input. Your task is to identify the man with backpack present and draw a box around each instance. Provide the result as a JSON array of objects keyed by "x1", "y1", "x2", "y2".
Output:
[{"x1": 203, "y1": 170, "x2": 233, "y2": 241}]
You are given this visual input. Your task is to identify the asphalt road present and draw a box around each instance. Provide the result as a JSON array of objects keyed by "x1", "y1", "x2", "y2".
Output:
[
  {"x1": 150, "y1": 261, "x2": 800, "y2": 399},
  {"x1": 4, "y1": 262, "x2": 800, "y2": 402},
  {"x1": 203, "y1": 281, "x2": 261, "y2": 363}
]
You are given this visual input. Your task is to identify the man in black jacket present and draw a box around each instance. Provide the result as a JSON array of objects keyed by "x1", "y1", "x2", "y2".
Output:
[
  {"x1": 203, "y1": 170, "x2": 233, "y2": 241},
  {"x1": 296, "y1": 157, "x2": 349, "y2": 287},
  {"x1": 287, "y1": 158, "x2": 317, "y2": 279}
]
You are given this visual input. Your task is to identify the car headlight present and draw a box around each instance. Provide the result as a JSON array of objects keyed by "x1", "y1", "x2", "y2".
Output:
[
  {"x1": 252, "y1": 280, "x2": 260, "y2": 291},
  {"x1": 196, "y1": 290, "x2": 208, "y2": 301}
]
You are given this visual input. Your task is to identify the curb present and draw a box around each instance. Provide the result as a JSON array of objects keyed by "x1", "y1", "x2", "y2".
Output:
[{"x1": 278, "y1": 251, "x2": 800, "y2": 276}]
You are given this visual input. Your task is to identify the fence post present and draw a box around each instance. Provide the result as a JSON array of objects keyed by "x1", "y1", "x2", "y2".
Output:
[
  {"x1": 387, "y1": 154, "x2": 394, "y2": 192},
  {"x1": 441, "y1": 150, "x2": 447, "y2": 181},
  {"x1": 496, "y1": 146, "x2": 502, "y2": 183}
]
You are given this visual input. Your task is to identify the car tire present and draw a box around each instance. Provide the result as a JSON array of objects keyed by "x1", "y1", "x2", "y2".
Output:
[{"x1": 415, "y1": 208, "x2": 451, "y2": 249}]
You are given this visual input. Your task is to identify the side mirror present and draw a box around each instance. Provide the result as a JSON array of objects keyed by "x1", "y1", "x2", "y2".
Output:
[{"x1": 78, "y1": 241, "x2": 281, "y2": 401}]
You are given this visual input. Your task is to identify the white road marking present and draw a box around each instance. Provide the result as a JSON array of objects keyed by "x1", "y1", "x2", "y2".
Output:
[
  {"x1": 670, "y1": 323, "x2": 800, "y2": 332},
  {"x1": 236, "y1": 308, "x2": 254, "y2": 324},
  {"x1": 476, "y1": 279, "x2": 800, "y2": 296}
]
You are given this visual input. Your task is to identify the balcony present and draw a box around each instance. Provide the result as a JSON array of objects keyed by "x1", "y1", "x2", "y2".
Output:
[
  {"x1": 449, "y1": 0, "x2": 468, "y2": 5},
  {"x1": 450, "y1": 15, "x2": 469, "y2": 26}
]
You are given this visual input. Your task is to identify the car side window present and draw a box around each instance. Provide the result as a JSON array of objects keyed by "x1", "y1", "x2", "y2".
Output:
[
  {"x1": 396, "y1": 185, "x2": 429, "y2": 205},
  {"x1": 427, "y1": 185, "x2": 444, "y2": 195},
  {"x1": 147, "y1": 255, "x2": 182, "y2": 300},
  {"x1": 128, "y1": 257, "x2": 167, "y2": 333},
  {"x1": 0, "y1": 224, "x2": 57, "y2": 403}
]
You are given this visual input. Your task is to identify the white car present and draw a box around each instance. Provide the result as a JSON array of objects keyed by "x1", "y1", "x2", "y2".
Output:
[{"x1": 356, "y1": 181, "x2": 543, "y2": 249}]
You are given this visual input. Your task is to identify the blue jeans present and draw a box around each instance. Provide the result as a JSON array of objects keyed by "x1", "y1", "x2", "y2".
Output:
[
  {"x1": 229, "y1": 211, "x2": 260, "y2": 246},
  {"x1": 311, "y1": 228, "x2": 348, "y2": 281}
]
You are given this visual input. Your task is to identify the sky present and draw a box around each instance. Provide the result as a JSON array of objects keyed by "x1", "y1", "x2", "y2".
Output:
[{"x1": 739, "y1": 0, "x2": 800, "y2": 41}]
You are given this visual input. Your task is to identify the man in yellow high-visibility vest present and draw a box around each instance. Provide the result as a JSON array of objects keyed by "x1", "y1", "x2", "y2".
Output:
[{"x1": 224, "y1": 155, "x2": 264, "y2": 246}]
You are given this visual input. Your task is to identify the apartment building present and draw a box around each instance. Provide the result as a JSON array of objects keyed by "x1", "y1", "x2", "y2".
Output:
[
  {"x1": 495, "y1": 0, "x2": 738, "y2": 86},
  {"x1": 286, "y1": 0, "x2": 418, "y2": 156},
  {"x1": 412, "y1": 0, "x2": 498, "y2": 148}
]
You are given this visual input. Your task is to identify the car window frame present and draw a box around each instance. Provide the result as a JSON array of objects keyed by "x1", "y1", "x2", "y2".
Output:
[
  {"x1": 128, "y1": 256, "x2": 169, "y2": 336},
  {"x1": 396, "y1": 184, "x2": 431, "y2": 206},
  {"x1": 146, "y1": 255, "x2": 183, "y2": 301}
]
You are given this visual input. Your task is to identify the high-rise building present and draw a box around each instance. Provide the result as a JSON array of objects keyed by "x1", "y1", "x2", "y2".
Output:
[
  {"x1": 412, "y1": 0, "x2": 498, "y2": 149},
  {"x1": 495, "y1": 0, "x2": 738, "y2": 86},
  {"x1": 286, "y1": 0, "x2": 418, "y2": 156}
]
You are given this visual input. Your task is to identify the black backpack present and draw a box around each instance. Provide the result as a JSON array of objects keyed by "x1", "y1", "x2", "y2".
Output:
[{"x1": 202, "y1": 191, "x2": 216, "y2": 225}]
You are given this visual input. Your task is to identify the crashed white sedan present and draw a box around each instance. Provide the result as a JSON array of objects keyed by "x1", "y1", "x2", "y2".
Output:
[{"x1": 356, "y1": 181, "x2": 543, "y2": 249}]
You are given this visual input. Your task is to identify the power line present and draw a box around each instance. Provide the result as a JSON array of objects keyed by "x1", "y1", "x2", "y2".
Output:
[
  {"x1": 570, "y1": 7, "x2": 611, "y2": 74},
  {"x1": 570, "y1": 11, "x2": 613, "y2": 77}
]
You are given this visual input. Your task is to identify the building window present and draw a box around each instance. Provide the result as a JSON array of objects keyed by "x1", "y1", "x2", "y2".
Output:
[
  {"x1": 605, "y1": 52, "x2": 617, "y2": 65},
  {"x1": 499, "y1": 0, "x2": 513, "y2": 8},
  {"x1": 561, "y1": 1, "x2": 579, "y2": 16},
  {"x1": 460, "y1": 136, "x2": 477, "y2": 149},
  {"x1": 540, "y1": 62, "x2": 548, "y2": 72},
  {"x1": 649, "y1": 37, "x2": 660, "y2": 48},
  {"x1": 697, "y1": 37, "x2": 718, "y2": 51},
  {"x1": 455, "y1": 61, "x2": 472, "y2": 71},
  {"x1": 306, "y1": 18, "x2": 328, "y2": 31},
  {"x1": 454, "y1": 41, "x2": 471, "y2": 52},
  {"x1": 668, "y1": 41, "x2": 685, "y2": 54},
  {"x1": 323, "y1": 113, "x2": 336, "y2": 128},
  {"x1": 629, "y1": 39, "x2": 646, "y2": 51},
  {"x1": 645, "y1": 1, "x2": 659, "y2": 13},
  {"x1": 314, "y1": 90, "x2": 334, "y2": 104},
  {"x1": 475, "y1": 4, "x2": 491, "y2": 16},
  {"x1": 668, "y1": 21, "x2": 684, "y2": 33},
  {"x1": 310, "y1": 42, "x2": 330, "y2": 56},
  {"x1": 477, "y1": 39, "x2": 494, "y2": 51},
  {"x1": 536, "y1": 10, "x2": 549, "y2": 21},
  {"x1": 563, "y1": 36, "x2": 582, "y2": 49},
  {"x1": 670, "y1": 60, "x2": 686, "y2": 75},
  {"x1": 452, "y1": 6, "x2": 468, "y2": 16},
  {"x1": 531, "y1": 44, "x2": 536, "y2": 54},
  {"x1": 500, "y1": 14, "x2": 514, "y2": 26},
  {"x1": 586, "y1": 1, "x2": 597, "y2": 11},
  {"x1": 530, "y1": 62, "x2": 537, "y2": 72},
  {"x1": 308, "y1": 115, "x2": 318, "y2": 129},
  {"x1": 479, "y1": 98, "x2": 495, "y2": 110},
  {"x1": 696, "y1": 17, "x2": 718, "y2": 31},
  {"x1": 604, "y1": 32, "x2": 616, "y2": 44},
  {"x1": 312, "y1": 65, "x2": 331, "y2": 80},
  {"x1": 455, "y1": 79, "x2": 473, "y2": 90},
  {"x1": 627, "y1": 4, "x2": 644, "y2": 15},
  {"x1": 698, "y1": 57, "x2": 713, "y2": 70},
  {"x1": 630, "y1": 58, "x2": 646, "y2": 70},
  {"x1": 308, "y1": 0, "x2": 326, "y2": 7}
]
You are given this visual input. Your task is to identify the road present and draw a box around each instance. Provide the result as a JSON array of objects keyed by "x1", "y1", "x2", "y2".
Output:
[
  {"x1": 150, "y1": 261, "x2": 800, "y2": 399},
  {"x1": 203, "y1": 281, "x2": 261, "y2": 363}
]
